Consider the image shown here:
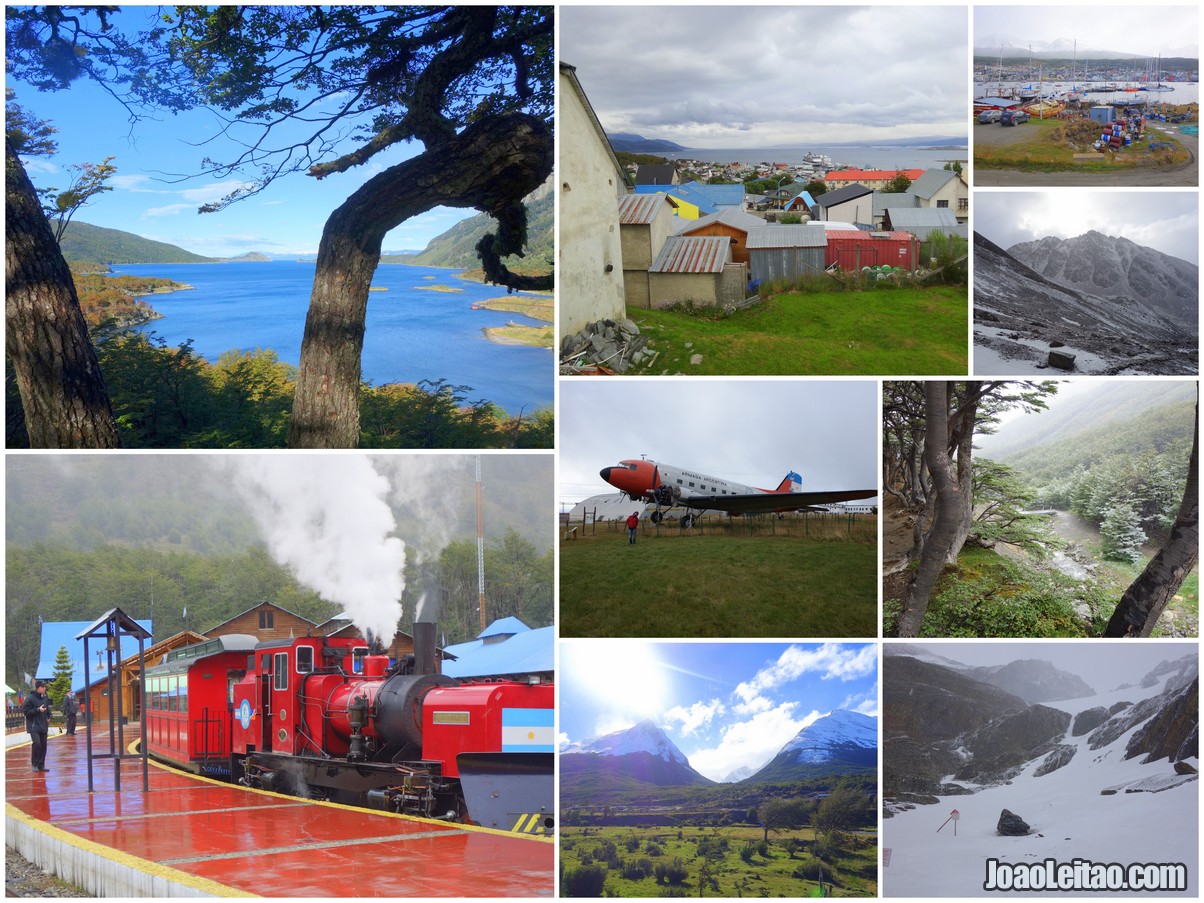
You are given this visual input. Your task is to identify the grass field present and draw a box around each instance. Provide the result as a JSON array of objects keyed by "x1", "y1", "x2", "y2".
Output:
[
  {"x1": 627, "y1": 284, "x2": 966, "y2": 375},
  {"x1": 560, "y1": 824, "x2": 878, "y2": 898},
  {"x1": 560, "y1": 516, "x2": 877, "y2": 637}
]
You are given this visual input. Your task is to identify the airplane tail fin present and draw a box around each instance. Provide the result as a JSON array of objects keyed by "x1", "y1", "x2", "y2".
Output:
[{"x1": 774, "y1": 471, "x2": 803, "y2": 493}]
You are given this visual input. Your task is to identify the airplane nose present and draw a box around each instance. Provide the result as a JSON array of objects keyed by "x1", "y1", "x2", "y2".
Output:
[{"x1": 599, "y1": 467, "x2": 613, "y2": 482}]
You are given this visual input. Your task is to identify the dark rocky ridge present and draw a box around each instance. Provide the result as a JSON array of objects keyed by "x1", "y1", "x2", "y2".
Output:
[
  {"x1": 1009, "y1": 230, "x2": 1198, "y2": 334},
  {"x1": 973, "y1": 231, "x2": 1197, "y2": 375}
]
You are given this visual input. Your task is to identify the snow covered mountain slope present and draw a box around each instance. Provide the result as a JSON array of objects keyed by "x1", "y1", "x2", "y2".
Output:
[
  {"x1": 749, "y1": 709, "x2": 877, "y2": 782},
  {"x1": 973, "y1": 232, "x2": 1197, "y2": 375},
  {"x1": 1009, "y1": 231, "x2": 1198, "y2": 334},
  {"x1": 561, "y1": 720, "x2": 714, "y2": 787},
  {"x1": 883, "y1": 650, "x2": 1198, "y2": 897}
]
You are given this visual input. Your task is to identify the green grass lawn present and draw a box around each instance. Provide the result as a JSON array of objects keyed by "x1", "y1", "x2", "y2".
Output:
[
  {"x1": 560, "y1": 824, "x2": 877, "y2": 898},
  {"x1": 629, "y1": 284, "x2": 966, "y2": 375},
  {"x1": 560, "y1": 523, "x2": 877, "y2": 638}
]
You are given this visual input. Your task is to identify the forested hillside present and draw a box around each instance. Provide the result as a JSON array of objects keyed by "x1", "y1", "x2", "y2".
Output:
[
  {"x1": 60, "y1": 221, "x2": 215, "y2": 264},
  {"x1": 384, "y1": 179, "x2": 552, "y2": 272},
  {"x1": 979, "y1": 381, "x2": 1196, "y2": 467}
]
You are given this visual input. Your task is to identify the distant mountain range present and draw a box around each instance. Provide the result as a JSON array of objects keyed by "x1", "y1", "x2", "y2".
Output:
[
  {"x1": 562, "y1": 709, "x2": 877, "y2": 795},
  {"x1": 973, "y1": 37, "x2": 1198, "y2": 62},
  {"x1": 607, "y1": 132, "x2": 689, "y2": 154},
  {"x1": 1007, "y1": 230, "x2": 1198, "y2": 333},
  {"x1": 561, "y1": 720, "x2": 713, "y2": 788},
  {"x1": 608, "y1": 132, "x2": 965, "y2": 154},
  {"x1": 62, "y1": 222, "x2": 271, "y2": 265}
]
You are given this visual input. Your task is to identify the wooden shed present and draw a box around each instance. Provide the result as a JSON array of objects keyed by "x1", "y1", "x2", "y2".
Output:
[{"x1": 678, "y1": 208, "x2": 767, "y2": 267}]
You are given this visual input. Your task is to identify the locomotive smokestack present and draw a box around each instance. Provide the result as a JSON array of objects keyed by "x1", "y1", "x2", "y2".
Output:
[{"x1": 414, "y1": 621, "x2": 437, "y2": 676}]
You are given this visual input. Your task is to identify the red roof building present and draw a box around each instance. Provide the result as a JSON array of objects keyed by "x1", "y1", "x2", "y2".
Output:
[{"x1": 824, "y1": 169, "x2": 925, "y2": 190}]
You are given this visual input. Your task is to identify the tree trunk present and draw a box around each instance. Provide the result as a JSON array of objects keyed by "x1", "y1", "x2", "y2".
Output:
[
  {"x1": 897, "y1": 382, "x2": 962, "y2": 637},
  {"x1": 288, "y1": 113, "x2": 552, "y2": 448},
  {"x1": 945, "y1": 382, "x2": 981, "y2": 563},
  {"x1": 1103, "y1": 403, "x2": 1199, "y2": 637},
  {"x1": 5, "y1": 138, "x2": 118, "y2": 447}
]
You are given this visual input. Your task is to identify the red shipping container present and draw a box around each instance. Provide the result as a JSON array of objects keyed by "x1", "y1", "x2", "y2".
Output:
[{"x1": 825, "y1": 231, "x2": 918, "y2": 271}]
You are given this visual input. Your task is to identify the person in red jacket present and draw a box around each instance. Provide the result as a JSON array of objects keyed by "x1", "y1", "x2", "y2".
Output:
[{"x1": 626, "y1": 511, "x2": 640, "y2": 545}]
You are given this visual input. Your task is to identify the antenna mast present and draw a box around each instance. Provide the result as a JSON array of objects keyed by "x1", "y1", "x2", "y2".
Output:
[{"x1": 476, "y1": 455, "x2": 486, "y2": 632}]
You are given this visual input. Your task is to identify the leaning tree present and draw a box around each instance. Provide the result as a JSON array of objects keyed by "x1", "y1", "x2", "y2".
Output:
[{"x1": 6, "y1": 5, "x2": 554, "y2": 447}]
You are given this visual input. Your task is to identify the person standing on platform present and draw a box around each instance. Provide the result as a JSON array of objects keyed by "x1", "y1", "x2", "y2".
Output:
[
  {"x1": 23, "y1": 681, "x2": 51, "y2": 772},
  {"x1": 62, "y1": 692, "x2": 79, "y2": 736}
]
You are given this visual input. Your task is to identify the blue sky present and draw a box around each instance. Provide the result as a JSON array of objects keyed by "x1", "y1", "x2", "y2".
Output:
[
  {"x1": 559, "y1": 640, "x2": 878, "y2": 781},
  {"x1": 6, "y1": 8, "x2": 480, "y2": 258}
]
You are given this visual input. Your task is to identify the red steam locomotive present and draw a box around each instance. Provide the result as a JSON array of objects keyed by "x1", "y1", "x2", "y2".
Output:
[{"x1": 142, "y1": 625, "x2": 553, "y2": 834}]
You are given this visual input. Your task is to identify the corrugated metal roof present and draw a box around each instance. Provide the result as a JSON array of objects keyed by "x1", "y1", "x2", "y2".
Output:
[
  {"x1": 678, "y1": 207, "x2": 765, "y2": 235},
  {"x1": 827, "y1": 231, "x2": 914, "y2": 242},
  {"x1": 908, "y1": 169, "x2": 958, "y2": 199},
  {"x1": 885, "y1": 207, "x2": 960, "y2": 228},
  {"x1": 814, "y1": 183, "x2": 873, "y2": 207},
  {"x1": 746, "y1": 225, "x2": 828, "y2": 250},
  {"x1": 649, "y1": 236, "x2": 731, "y2": 273},
  {"x1": 618, "y1": 192, "x2": 675, "y2": 225},
  {"x1": 873, "y1": 191, "x2": 918, "y2": 216}
]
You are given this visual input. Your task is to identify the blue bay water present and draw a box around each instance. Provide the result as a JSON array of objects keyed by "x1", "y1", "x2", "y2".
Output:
[{"x1": 115, "y1": 261, "x2": 552, "y2": 414}]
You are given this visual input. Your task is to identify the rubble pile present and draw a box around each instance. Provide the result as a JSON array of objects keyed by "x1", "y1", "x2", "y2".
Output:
[{"x1": 559, "y1": 318, "x2": 655, "y2": 373}]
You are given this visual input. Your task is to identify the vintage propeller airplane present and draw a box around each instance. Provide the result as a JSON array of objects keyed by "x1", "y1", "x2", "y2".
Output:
[{"x1": 599, "y1": 458, "x2": 876, "y2": 526}]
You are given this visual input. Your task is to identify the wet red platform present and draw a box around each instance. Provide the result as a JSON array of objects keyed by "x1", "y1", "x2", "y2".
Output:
[{"x1": 6, "y1": 731, "x2": 553, "y2": 897}]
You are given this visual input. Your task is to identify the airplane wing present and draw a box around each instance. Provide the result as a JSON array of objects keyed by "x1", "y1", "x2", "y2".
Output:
[{"x1": 677, "y1": 489, "x2": 877, "y2": 514}]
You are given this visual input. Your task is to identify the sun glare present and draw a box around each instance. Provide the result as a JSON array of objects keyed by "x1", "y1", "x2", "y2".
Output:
[{"x1": 564, "y1": 640, "x2": 669, "y2": 727}]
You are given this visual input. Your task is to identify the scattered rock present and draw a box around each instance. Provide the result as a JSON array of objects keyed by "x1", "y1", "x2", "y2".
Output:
[
  {"x1": 1034, "y1": 744, "x2": 1077, "y2": 777},
  {"x1": 1174, "y1": 760, "x2": 1197, "y2": 775},
  {"x1": 997, "y1": 808, "x2": 1032, "y2": 836},
  {"x1": 559, "y1": 319, "x2": 652, "y2": 373},
  {"x1": 689, "y1": 353, "x2": 703, "y2": 366},
  {"x1": 1048, "y1": 348, "x2": 1077, "y2": 370}
]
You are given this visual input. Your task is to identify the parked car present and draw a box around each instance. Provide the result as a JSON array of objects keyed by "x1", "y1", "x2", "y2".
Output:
[
  {"x1": 1000, "y1": 110, "x2": 1030, "y2": 126},
  {"x1": 977, "y1": 109, "x2": 1002, "y2": 124}
]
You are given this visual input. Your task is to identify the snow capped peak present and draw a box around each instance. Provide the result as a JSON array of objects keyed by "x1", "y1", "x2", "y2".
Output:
[
  {"x1": 570, "y1": 719, "x2": 690, "y2": 765},
  {"x1": 782, "y1": 709, "x2": 877, "y2": 755}
]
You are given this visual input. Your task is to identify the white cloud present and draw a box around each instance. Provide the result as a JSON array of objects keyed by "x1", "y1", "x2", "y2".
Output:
[
  {"x1": 663, "y1": 698, "x2": 726, "y2": 737},
  {"x1": 143, "y1": 203, "x2": 195, "y2": 217},
  {"x1": 735, "y1": 643, "x2": 876, "y2": 703},
  {"x1": 22, "y1": 159, "x2": 59, "y2": 176},
  {"x1": 689, "y1": 703, "x2": 814, "y2": 782}
]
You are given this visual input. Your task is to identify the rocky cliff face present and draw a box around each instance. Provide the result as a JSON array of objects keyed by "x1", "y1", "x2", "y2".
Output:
[
  {"x1": 886, "y1": 651, "x2": 1199, "y2": 805},
  {"x1": 973, "y1": 232, "x2": 1197, "y2": 375},
  {"x1": 1009, "y1": 231, "x2": 1198, "y2": 333}
]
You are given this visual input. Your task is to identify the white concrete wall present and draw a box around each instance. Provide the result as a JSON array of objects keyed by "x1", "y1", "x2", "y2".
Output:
[{"x1": 558, "y1": 69, "x2": 627, "y2": 343}]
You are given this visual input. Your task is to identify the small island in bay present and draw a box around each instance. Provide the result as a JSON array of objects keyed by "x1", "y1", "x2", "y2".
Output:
[
  {"x1": 483, "y1": 323, "x2": 554, "y2": 347},
  {"x1": 414, "y1": 283, "x2": 463, "y2": 293}
]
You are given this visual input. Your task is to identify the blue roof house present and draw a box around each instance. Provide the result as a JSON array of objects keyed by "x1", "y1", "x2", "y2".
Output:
[{"x1": 442, "y1": 618, "x2": 553, "y2": 679}]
